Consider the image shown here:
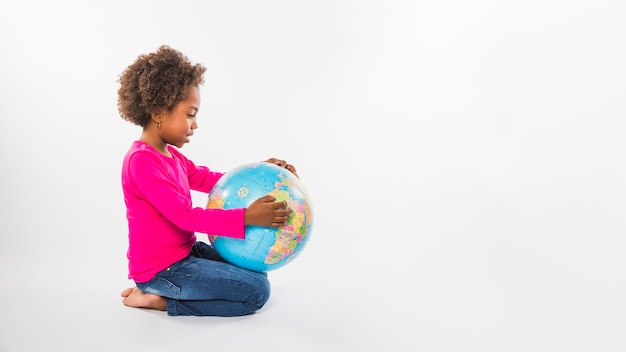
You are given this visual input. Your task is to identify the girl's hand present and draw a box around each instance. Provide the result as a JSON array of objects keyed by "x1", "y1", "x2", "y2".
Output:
[
  {"x1": 264, "y1": 157, "x2": 299, "y2": 178},
  {"x1": 245, "y1": 195, "x2": 292, "y2": 228}
]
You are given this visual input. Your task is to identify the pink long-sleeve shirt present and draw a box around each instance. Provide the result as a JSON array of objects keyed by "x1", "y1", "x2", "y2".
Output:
[{"x1": 122, "y1": 141, "x2": 245, "y2": 283}]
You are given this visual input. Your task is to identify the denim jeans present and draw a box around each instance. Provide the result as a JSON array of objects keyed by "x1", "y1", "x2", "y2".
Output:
[{"x1": 136, "y1": 242, "x2": 271, "y2": 317}]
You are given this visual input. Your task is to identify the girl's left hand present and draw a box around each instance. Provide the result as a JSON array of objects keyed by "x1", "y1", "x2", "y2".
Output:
[{"x1": 264, "y1": 158, "x2": 299, "y2": 178}]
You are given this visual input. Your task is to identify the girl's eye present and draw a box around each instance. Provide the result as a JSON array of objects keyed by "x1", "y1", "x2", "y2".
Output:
[{"x1": 187, "y1": 114, "x2": 195, "y2": 119}]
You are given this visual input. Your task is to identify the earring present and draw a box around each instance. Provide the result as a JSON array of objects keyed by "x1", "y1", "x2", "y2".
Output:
[{"x1": 154, "y1": 112, "x2": 163, "y2": 128}]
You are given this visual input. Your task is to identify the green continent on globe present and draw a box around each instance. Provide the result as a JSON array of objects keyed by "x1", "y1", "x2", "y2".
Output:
[{"x1": 264, "y1": 180, "x2": 305, "y2": 264}]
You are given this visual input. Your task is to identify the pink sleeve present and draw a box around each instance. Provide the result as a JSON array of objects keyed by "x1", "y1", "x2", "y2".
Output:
[
  {"x1": 174, "y1": 148, "x2": 223, "y2": 193},
  {"x1": 128, "y1": 150, "x2": 245, "y2": 239}
]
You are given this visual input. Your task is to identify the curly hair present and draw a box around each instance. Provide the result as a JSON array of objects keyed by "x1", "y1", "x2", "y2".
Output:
[{"x1": 117, "y1": 45, "x2": 207, "y2": 127}]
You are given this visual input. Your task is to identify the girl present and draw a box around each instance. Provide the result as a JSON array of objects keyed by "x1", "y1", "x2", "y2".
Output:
[{"x1": 117, "y1": 45, "x2": 297, "y2": 316}]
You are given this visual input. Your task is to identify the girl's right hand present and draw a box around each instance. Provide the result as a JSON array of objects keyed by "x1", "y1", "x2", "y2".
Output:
[{"x1": 244, "y1": 195, "x2": 292, "y2": 227}]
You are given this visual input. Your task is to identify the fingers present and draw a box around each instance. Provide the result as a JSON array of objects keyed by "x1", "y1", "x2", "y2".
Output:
[
  {"x1": 250, "y1": 195, "x2": 291, "y2": 227},
  {"x1": 260, "y1": 195, "x2": 284, "y2": 206},
  {"x1": 265, "y1": 158, "x2": 286, "y2": 167},
  {"x1": 264, "y1": 158, "x2": 300, "y2": 178},
  {"x1": 265, "y1": 158, "x2": 298, "y2": 172},
  {"x1": 271, "y1": 201, "x2": 291, "y2": 226},
  {"x1": 271, "y1": 200, "x2": 288, "y2": 209},
  {"x1": 271, "y1": 216, "x2": 289, "y2": 227},
  {"x1": 271, "y1": 209, "x2": 291, "y2": 227},
  {"x1": 285, "y1": 164, "x2": 299, "y2": 177}
]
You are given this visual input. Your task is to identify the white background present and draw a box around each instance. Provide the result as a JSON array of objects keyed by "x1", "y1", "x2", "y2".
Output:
[{"x1": 1, "y1": 0, "x2": 625, "y2": 351}]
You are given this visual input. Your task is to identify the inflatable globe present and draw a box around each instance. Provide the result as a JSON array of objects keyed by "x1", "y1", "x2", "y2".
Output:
[{"x1": 206, "y1": 162, "x2": 313, "y2": 272}]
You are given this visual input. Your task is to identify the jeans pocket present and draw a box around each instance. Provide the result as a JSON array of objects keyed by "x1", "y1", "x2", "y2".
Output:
[{"x1": 137, "y1": 277, "x2": 181, "y2": 299}]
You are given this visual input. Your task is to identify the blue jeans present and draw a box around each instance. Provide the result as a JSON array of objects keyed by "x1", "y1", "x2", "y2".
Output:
[{"x1": 136, "y1": 242, "x2": 271, "y2": 317}]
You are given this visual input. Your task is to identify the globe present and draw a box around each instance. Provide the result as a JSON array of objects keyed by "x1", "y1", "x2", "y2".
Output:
[{"x1": 206, "y1": 162, "x2": 314, "y2": 272}]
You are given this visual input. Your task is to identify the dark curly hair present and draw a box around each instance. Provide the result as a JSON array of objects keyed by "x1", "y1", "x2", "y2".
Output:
[{"x1": 117, "y1": 45, "x2": 207, "y2": 127}]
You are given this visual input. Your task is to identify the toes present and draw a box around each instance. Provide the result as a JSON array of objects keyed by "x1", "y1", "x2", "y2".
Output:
[{"x1": 121, "y1": 287, "x2": 135, "y2": 297}]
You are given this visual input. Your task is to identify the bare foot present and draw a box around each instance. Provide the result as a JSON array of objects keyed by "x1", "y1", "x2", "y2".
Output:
[{"x1": 121, "y1": 287, "x2": 166, "y2": 311}]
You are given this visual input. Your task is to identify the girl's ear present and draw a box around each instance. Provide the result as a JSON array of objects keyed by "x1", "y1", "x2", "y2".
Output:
[
  {"x1": 151, "y1": 111, "x2": 162, "y2": 119},
  {"x1": 151, "y1": 111, "x2": 163, "y2": 128}
]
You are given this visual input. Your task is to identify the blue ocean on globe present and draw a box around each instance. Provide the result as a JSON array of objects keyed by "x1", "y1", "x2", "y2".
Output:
[{"x1": 206, "y1": 162, "x2": 314, "y2": 272}]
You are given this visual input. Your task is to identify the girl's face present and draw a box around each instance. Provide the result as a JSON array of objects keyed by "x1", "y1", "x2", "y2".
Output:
[{"x1": 160, "y1": 86, "x2": 201, "y2": 148}]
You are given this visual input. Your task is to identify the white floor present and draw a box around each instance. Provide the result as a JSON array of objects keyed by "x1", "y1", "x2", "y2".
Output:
[
  {"x1": 0, "y1": 270, "x2": 364, "y2": 352},
  {"x1": 2, "y1": 1, "x2": 626, "y2": 351},
  {"x1": 0, "y1": 236, "x2": 420, "y2": 352},
  {"x1": 2, "y1": 203, "x2": 626, "y2": 351}
]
